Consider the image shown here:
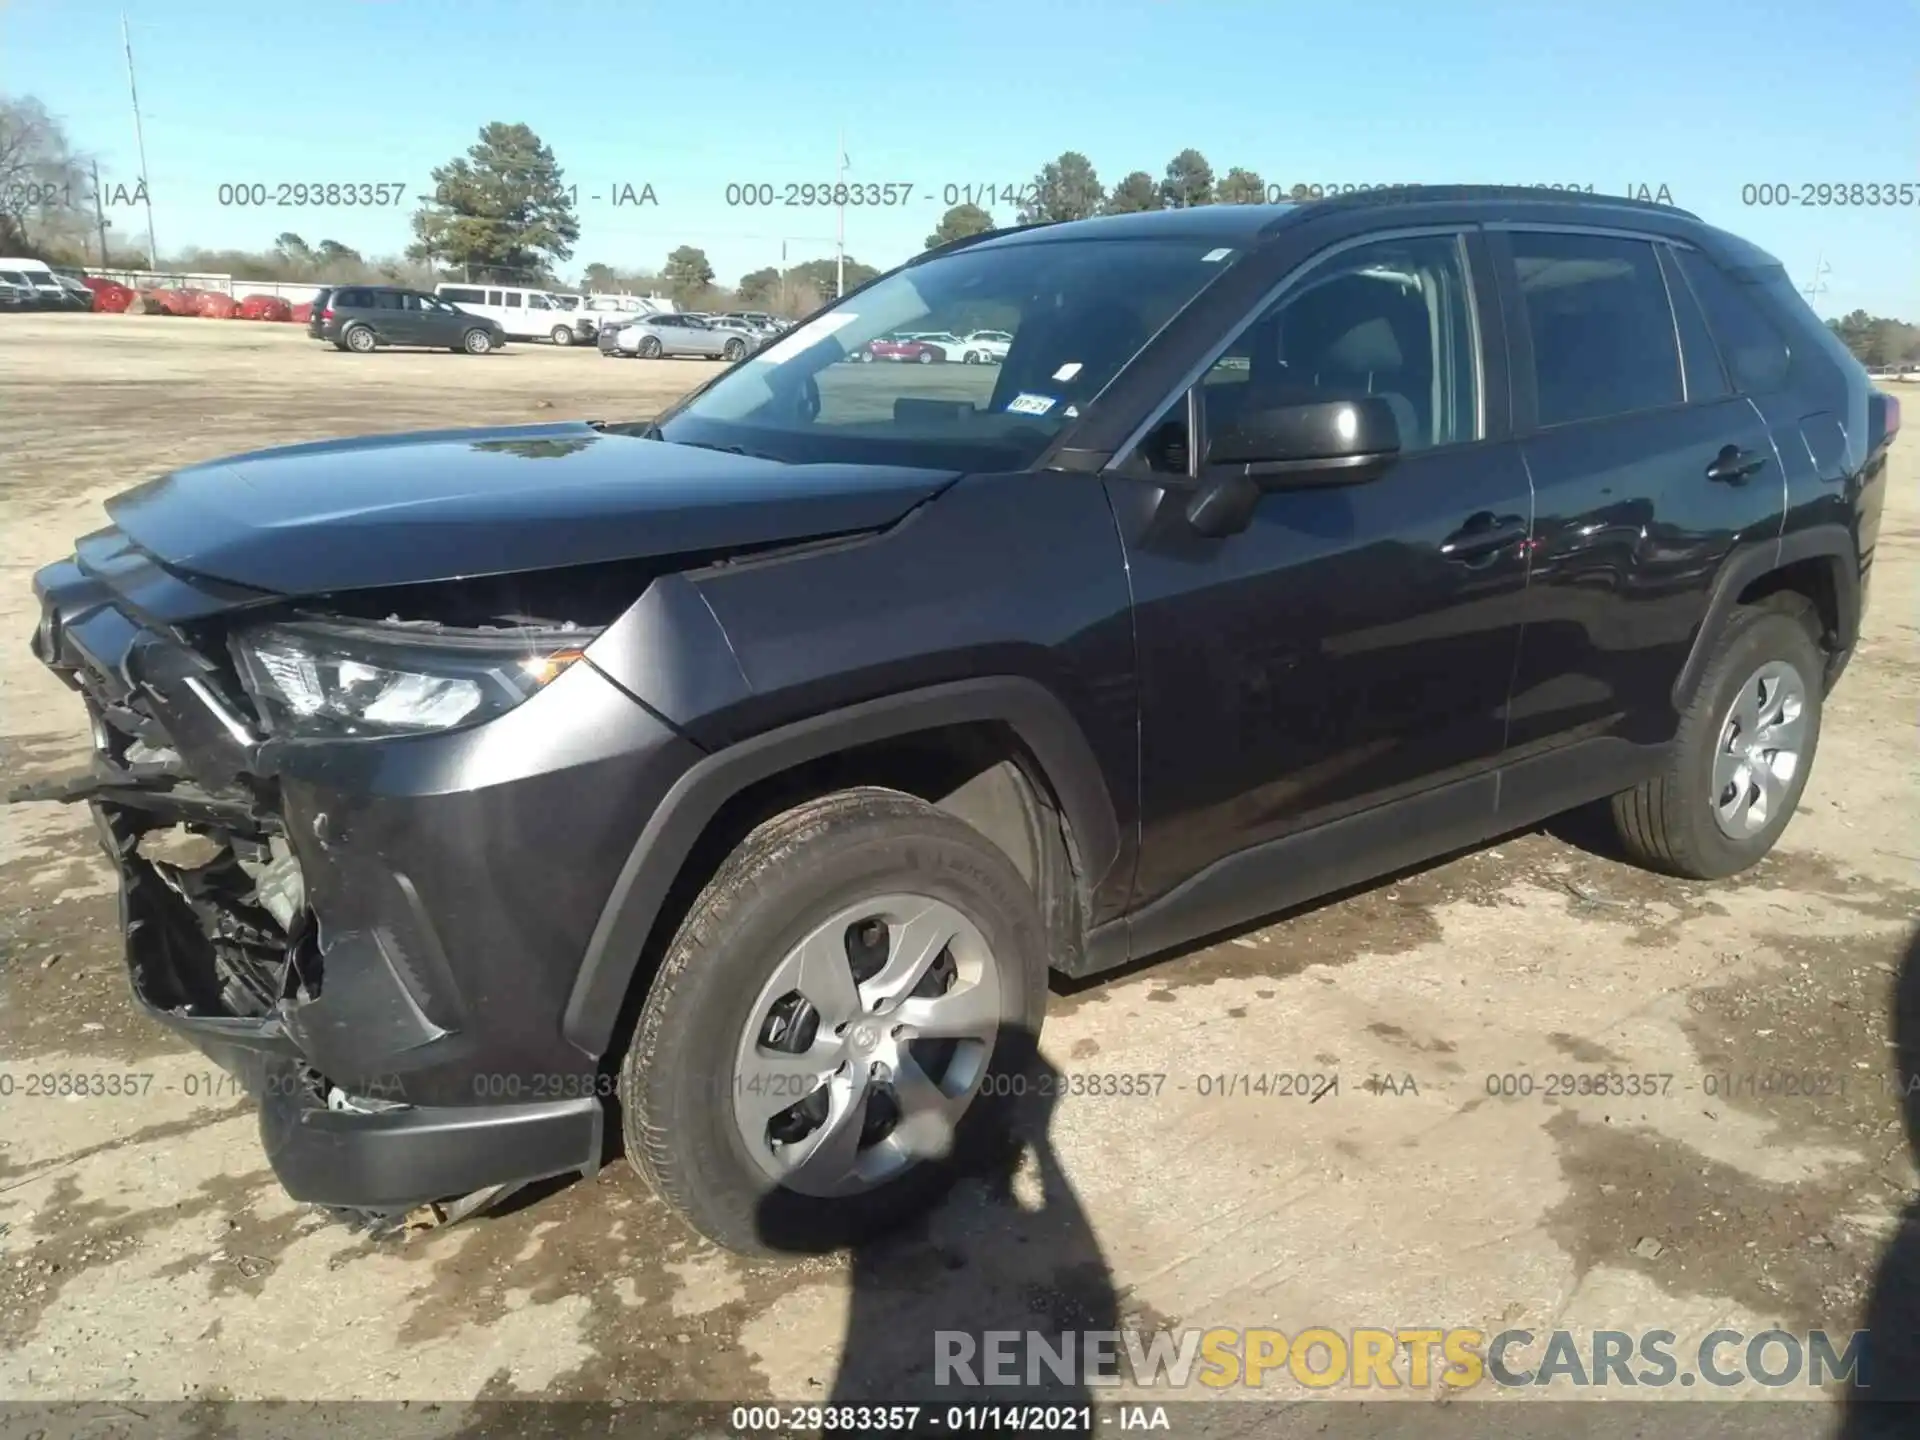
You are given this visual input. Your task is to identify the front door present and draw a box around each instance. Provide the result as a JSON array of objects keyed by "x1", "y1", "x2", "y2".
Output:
[{"x1": 1111, "y1": 229, "x2": 1534, "y2": 924}]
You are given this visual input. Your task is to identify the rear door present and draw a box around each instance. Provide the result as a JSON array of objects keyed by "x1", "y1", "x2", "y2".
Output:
[
  {"x1": 498, "y1": 289, "x2": 531, "y2": 338},
  {"x1": 366, "y1": 290, "x2": 418, "y2": 345},
  {"x1": 1494, "y1": 227, "x2": 1779, "y2": 784}
]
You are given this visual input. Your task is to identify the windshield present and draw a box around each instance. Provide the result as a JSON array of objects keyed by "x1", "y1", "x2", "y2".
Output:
[{"x1": 657, "y1": 236, "x2": 1240, "y2": 470}]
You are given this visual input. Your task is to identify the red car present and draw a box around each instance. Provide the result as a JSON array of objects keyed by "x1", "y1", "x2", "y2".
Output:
[{"x1": 864, "y1": 333, "x2": 952, "y2": 364}]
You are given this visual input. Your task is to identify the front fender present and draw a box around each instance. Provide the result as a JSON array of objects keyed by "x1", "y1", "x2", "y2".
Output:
[{"x1": 560, "y1": 675, "x2": 1122, "y2": 1059}]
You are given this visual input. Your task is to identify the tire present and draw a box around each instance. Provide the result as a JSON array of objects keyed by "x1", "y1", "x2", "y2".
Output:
[
  {"x1": 462, "y1": 328, "x2": 494, "y2": 355},
  {"x1": 639, "y1": 335, "x2": 663, "y2": 359},
  {"x1": 963, "y1": 351, "x2": 980, "y2": 364},
  {"x1": 859, "y1": 349, "x2": 874, "y2": 362},
  {"x1": 1609, "y1": 598, "x2": 1824, "y2": 879},
  {"x1": 619, "y1": 786, "x2": 1048, "y2": 1255},
  {"x1": 722, "y1": 338, "x2": 746, "y2": 362},
  {"x1": 343, "y1": 324, "x2": 376, "y2": 354},
  {"x1": 917, "y1": 349, "x2": 938, "y2": 365},
  {"x1": 551, "y1": 325, "x2": 574, "y2": 346}
]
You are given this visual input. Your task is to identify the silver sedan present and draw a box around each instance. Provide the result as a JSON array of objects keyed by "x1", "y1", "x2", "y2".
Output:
[{"x1": 613, "y1": 313, "x2": 756, "y2": 361}]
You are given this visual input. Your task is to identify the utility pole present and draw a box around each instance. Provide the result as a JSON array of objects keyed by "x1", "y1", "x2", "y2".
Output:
[
  {"x1": 90, "y1": 160, "x2": 111, "y2": 267},
  {"x1": 835, "y1": 129, "x2": 847, "y2": 298},
  {"x1": 1802, "y1": 253, "x2": 1832, "y2": 309},
  {"x1": 121, "y1": 13, "x2": 159, "y2": 270}
]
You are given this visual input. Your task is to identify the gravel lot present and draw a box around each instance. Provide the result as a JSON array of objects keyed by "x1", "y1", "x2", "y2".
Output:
[{"x1": 1, "y1": 315, "x2": 1916, "y2": 1433}]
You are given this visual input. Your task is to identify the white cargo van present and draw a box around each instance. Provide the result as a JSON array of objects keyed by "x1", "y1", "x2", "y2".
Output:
[{"x1": 434, "y1": 283, "x2": 595, "y2": 345}]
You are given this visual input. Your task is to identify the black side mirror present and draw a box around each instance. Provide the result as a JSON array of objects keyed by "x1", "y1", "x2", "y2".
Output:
[
  {"x1": 1185, "y1": 397, "x2": 1402, "y2": 539},
  {"x1": 1206, "y1": 396, "x2": 1401, "y2": 477}
]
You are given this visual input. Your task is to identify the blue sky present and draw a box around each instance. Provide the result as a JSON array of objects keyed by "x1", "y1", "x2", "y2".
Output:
[{"x1": 7, "y1": 0, "x2": 1917, "y2": 316}]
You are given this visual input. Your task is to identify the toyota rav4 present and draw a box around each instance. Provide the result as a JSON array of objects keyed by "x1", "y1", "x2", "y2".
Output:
[{"x1": 13, "y1": 188, "x2": 1895, "y2": 1254}]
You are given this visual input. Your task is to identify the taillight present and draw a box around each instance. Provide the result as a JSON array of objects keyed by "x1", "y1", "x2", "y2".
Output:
[{"x1": 321, "y1": 307, "x2": 334, "y2": 321}]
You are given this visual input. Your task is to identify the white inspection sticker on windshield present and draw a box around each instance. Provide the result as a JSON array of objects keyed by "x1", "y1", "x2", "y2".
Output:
[
  {"x1": 1051, "y1": 361, "x2": 1083, "y2": 382},
  {"x1": 1007, "y1": 393, "x2": 1058, "y2": 416},
  {"x1": 1201, "y1": 247, "x2": 1234, "y2": 262},
  {"x1": 752, "y1": 312, "x2": 860, "y2": 365}
]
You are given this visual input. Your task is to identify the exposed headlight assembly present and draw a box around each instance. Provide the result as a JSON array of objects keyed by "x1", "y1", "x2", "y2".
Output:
[{"x1": 231, "y1": 618, "x2": 597, "y2": 738}]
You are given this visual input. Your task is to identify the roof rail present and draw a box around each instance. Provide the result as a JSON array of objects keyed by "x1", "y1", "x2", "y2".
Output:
[
  {"x1": 909, "y1": 219, "x2": 1062, "y2": 264},
  {"x1": 1302, "y1": 184, "x2": 1699, "y2": 221}
]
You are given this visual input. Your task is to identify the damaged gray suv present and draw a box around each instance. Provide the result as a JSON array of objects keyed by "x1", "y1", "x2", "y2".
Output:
[{"x1": 13, "y1": 189, "x2": 1893, "y2": 1254}]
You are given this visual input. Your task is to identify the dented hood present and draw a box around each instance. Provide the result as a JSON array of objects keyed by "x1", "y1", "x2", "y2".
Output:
[{"x1": 104, "y1": 421, "x2": 958, "y2": 596}]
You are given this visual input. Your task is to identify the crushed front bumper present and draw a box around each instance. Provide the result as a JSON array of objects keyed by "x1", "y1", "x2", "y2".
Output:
[{"x1": 18, "y1": 532, "x2": 697, "y2": 1211}]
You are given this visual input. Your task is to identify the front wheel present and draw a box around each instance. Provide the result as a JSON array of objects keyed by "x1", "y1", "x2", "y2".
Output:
[
  {"x1": 551, "y1": 325, "x2": 575, "y2": 346},
  {"x1": 462, "y1": 328, "x2": 494, "y2": 355},
  {"x1": 619, "y1": 787, "x2": 1048, "y2": 1254},
  {"x1": 1609, "y1": 599, "x2": 1824, "y2": 879}
]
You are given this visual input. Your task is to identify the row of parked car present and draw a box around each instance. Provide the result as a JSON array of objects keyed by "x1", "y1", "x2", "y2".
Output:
[
  {"x1": 855, "y1": 329, "x2": 1012, "y2": 364},
  {"x1": 0, "y1": 258, "x2": 97, "y2": 311},
  {"x1": 597, "y1": 310, "x2": 788, "y2": 360},
  {"x1": 302, "y1": 282, "x2": 799, "y2": 358}
]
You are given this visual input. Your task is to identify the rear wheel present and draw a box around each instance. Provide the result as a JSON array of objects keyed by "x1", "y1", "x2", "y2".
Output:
[
  {"x1": 551, "y1": 325, "x2": 574, "y2": 346},
  {"x1": 343, "y1": 324, "x2": 376, "y2": 354},
  {"x1": 722, "y1": 337, "x2": 747, "y2": 362},
  {"x1": 1610, "y1": 599, "x2": 1824, "y2": 879},
  {"x1": 639, "y1": 335, "x2": 663, "y2": 359},
  {"x1": 619, "y1": 787, "x2": 1047, "y2": 1254},
  {"x1": 462, "y1": 328, "x2": 494, "y2": 355},
  {"x1": 917, "y1": 349, "x2": 938, "y2": 365}
]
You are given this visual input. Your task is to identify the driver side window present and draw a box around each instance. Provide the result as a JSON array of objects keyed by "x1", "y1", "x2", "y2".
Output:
[{"x1": 1201, "y1": 233, "x2": 1481, "y2": 456}]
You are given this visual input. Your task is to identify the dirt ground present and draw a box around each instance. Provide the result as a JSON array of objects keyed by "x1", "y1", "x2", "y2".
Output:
[{"x1": 1, "y1": 315, "x2": 1916, "y2": 1431}]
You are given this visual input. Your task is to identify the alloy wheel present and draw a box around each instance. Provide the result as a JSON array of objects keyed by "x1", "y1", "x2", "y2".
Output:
[
  {"x1": 730, "y1": 894, "x2": 1002, "y2": 1198},
  {"x1": 1711, "y1": 660, "x2": 1808, "y2": 838}
]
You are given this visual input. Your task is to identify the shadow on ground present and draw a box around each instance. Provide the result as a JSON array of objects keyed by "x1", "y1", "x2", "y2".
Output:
[
  {"x1": 758, "y1": 1030, "x2": 1120, "y2": 1433},
  {"x1": 1841, "y1": 920, "x2": 1920, "y2": 1436}
]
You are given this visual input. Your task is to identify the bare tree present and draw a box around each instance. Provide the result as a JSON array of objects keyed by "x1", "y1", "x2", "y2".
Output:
[{"x1": 0, "y1": 96, "x2": 93, "y2": 257}]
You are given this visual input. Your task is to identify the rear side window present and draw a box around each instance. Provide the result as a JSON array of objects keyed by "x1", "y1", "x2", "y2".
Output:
[
  {"x1": 1511, "y1": 231, "x2": 1682, "y2": 427},
  {"x1": 504, "y1": 292, "x2": 523, "y2": 308},
  {"x1": 336, "y1": 288, "x2": 370, "y2": 308},
  {"x1": 1674, "y1": 249, "x2": 1792, "y2": 394},
  {"x1": 373, "y1": 291, "x2": 405, "y2": 310},
  {"x1": 485, "y1": 290, "x2": 503, "y2": 305},
  {"x1": 1658, "y1": 247, "x2": 1731, "y2": 403},
  {"x1": 441, "y1": 286, "x2": 484, "y2": 303}
]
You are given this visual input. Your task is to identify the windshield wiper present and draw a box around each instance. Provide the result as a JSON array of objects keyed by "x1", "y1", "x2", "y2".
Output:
[{"x1": 670, "y1": 438, "x2": 786, "y2": 463}]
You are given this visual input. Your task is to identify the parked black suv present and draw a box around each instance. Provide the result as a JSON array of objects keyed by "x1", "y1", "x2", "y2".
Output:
[
  {"x1": 15, "y1": 189, "x2": 1896, "y2": 1253},
  {"x1": 308, "y1": 284, "x2": 506, "y2": 354}
]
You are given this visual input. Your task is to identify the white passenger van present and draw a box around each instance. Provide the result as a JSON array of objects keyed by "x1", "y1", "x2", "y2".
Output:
[
  {"x1": 0, "y1": 257, "x2": 71, "y2": 308},
  {"x1": 434, "y1": 283, "x2": 595, "y2": 346}
]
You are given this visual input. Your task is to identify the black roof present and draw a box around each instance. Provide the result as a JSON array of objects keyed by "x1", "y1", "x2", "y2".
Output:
[{"x1": 937, "y1": 185, "x2": 1704, "y2": 260}]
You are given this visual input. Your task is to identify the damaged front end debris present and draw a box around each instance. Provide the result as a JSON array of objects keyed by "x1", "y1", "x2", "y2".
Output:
[{"x1": 14, "y1": 540, "x2": 607, "y2": 1232}]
